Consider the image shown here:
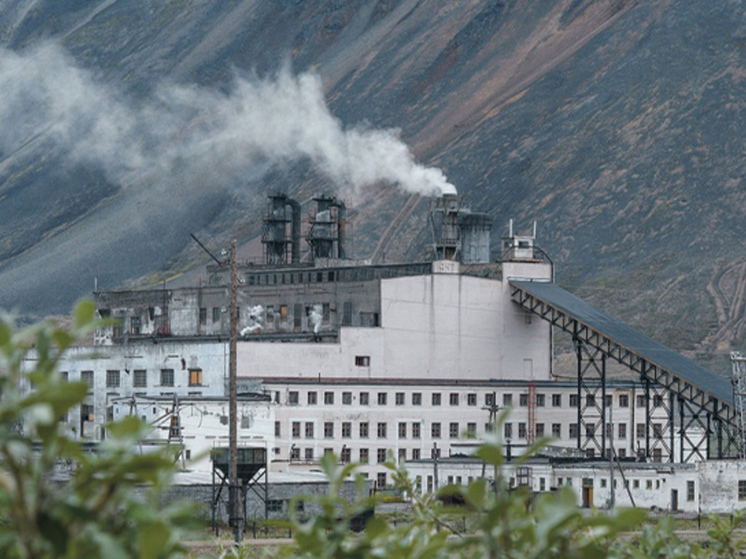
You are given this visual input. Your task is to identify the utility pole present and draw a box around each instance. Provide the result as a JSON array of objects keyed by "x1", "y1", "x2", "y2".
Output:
[{"x1": 229, "y1": 239, "x2": 243, "y2": 544}]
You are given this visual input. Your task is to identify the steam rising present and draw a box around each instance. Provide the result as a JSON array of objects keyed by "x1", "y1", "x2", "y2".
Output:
[
  {"x1": 240, "y1": 305, "x2": 264, "y2": 337},
  {"x1": 0, "y1": 44, "x2": 456, "y2": 197}
]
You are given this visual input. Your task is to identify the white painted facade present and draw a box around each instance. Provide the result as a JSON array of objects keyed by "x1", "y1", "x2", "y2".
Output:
[{"x1": 35, "y1": 255, "x2": 745, "y2": 512}]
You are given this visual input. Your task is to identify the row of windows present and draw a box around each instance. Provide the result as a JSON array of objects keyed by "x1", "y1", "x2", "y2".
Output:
[
  {"x1": 66, "y1": 369, "x2": 203, "y2": 389},
  {"x1": 280, "y1": 419, "x2": 668, "y2": 442},
  {"x1": 286, "y1": 420, "x2": 480, "y2": 440},
  {"x1": 289, "y1": 446, "x2": 429, "y2": 464},
  {"x1": 198, "y1": 303, "x2": 335, "y2": 327},
  {"x1": 285, "y1": 390, "x2": 664, "y2": 408}
]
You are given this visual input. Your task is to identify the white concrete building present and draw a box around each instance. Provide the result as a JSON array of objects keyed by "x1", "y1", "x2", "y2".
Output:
[{"x1": 35, "y1": 195, "x2": 740, "y2": 512}]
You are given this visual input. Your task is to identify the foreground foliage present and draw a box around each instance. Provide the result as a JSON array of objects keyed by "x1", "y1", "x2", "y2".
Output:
[
  {"x1": 0, "y1": 302, "x2": 191, "y2": 558},
  {"x1": 2, "y1": 305, "x2": 746, "y2": 558},
  {"x1": 260, "y1": 427, "x2": 746, "y2": 559}
]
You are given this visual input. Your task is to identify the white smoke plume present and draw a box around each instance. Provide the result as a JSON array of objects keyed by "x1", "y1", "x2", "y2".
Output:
[
  {"x1": 240, "y1": 305, "x2": 264, "y2": 337},
  {"x1": 308, "y1": 304, "x2": 323, "y2": 335},
  {"x1": 0, "y1": 44, "x2": 456, "y2": 197}
]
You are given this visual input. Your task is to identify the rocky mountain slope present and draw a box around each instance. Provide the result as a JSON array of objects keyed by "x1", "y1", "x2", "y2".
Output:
[{"x1": 0, "y1": 0, "x2": 745, "y2": 372}]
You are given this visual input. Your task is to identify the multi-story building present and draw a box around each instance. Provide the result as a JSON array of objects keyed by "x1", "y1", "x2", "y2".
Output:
[{"x1": 42, "y1": 193, "x2": 735, "y2": 502}]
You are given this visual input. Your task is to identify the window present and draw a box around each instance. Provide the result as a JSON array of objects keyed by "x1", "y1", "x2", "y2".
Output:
[
  {"x1": 504, "y1": 422, "x2": 512, "y2": 439},
  {"x1": 355, "y1": 356, "x2": 370, "y2": 367},
  {"x1": 536, "y1": 423, "x2": 545, "y2": 437},
  {"x1": 359, "y1": 449, "x2": 369, "y2": 463},
  {"x1": 377, "y1": 392, "x2": 387, "y2": 405},
  {"x1": 412, "y1": 393, "x2": 422, "y2": 406},
  {"x1": 536, "y1": 394, "x2": 545, "y2": 407},
  {"x1": 360, "y1": 392, "x2": 369, "y2": 405},
  {"x1": 432, "y1": 393, "x2": 441, "y2": 406},
  {"x1": 342, "y1": 302, "x2": 352, "y2": 326},
  {"x1": 308, "y1": 392, "x2": 317, "y2": 405},
  {"x1": 160, "y1": 369, "x2": 174, "y2": 387},
  {"x1": 398, "y1": 422, "x2": 407, "y2": 438},
  {"x1": 290, "y1": 447, "x2": 300, "y2": 461},
  {"x1": 324, "y1": 422, "x2": 334, "y2": 438},
  {"x1": 646, "y1": 479, "x2": 653, "y2": 490},
  {"x1": 306, "y1": 448, "x2": 315, "y2": 461},
  {"x1": 188, "y1": 368, "x2": 202, "y2": 387},
  {"x1": 377, "y1": 422, "x2": 387, "y2": 438},
  {"x1": 449, "y1": 393, "x2": 459, "y2": 406},
  {"x1": 130, "y1": 316, "x2": 141, "y2": 335},
  {"x1": 467, "y1": 393, "x2": 477, "y2": 406},
  {"x1": 412, "y1": 422, "x2": 421, "y2": 439},
  {"x1": 359, "y1": 422, "x2": 369, "y2": 438},
  {"x1": 552, "y1": 423, "x2": 561, "y2": 437},
  {"x1": 619, "y1": 394, "x2": 629, "y2": 407},
  {"x1": 324, "y1": 391, "x2": 334, "y2": 405},
  {"x1": 133, "y1": 369, "x2": 147, "y2": 388},
  {"x1": 467, "y1": 422, "x2": 477, "y2": 437},
  {"x1": 377, "y1": 473, "x2": 387, "y2": 489},
  {"x1": 585, "y1": 423, "x2": 595, "y2": 438},
  {"x1": 398, "y1": 449, "x2": 406, "y2": 463},
  {"x1": 288, "y1": 391, "x2": 299, "y2": 405},
  {"x1": 341, "y1": 447, "x2": 351, "y2": 463},
  {"x1": 60, "y1": 371, "x2": 68, "y2": 382},
  {"x1": 502, "y1": 393, "x2": 512, "y2": 406},
  {"x1": 637, "y1": 395, "x2": 646, "y2": 407},
  {"x1": 267, "y1": 499, "x2": 283, "y2": 513},
  {"x1": 519, "y1": 393, "x2": 528, "y2": 407},
  {"x1": 636, "y1": 423, "x2": 646, "y2": 439},
  {"x1": 199, "y1": 308, "x2": 207, "y2": 325},
  {"x1": 395, "y1": 392, "x2": 405, "y2": 405},
  {"x1": 605, "y1": 395, "x2": 613, "y2": 407},
  {"x1": 412, "y1": 448, "x2": 421, "y2": 460},
  {"x1": 618, "y1": 423, "x2": 627, "y2": 438},
  {"x1": 342, "y1": 422, "x2": 351, "y2": 438},
  {"x1": 106, "y1": 370, "x2": 120, "y2": 388},
  {"x1": 431, "y1": 447, "x2": 441, "y2": 459},
  {"x1": 449, "y1": 422, "x2": 459, "y2": 438},
  {"x1": 687, "y1": 480, "x2": 695, "y2": 502},
  {"x1": 518, "y1": 423, "x2": 527, "y2": 439},
  {"x1": 292, "y1": 422, "x2": 301, "y2": 438},
  {"x1": 569, "y1": 423, "x2": 579, "y2": 438},
  {"x1": 377, "y1": 449, "x2": 387, "y2": 463},
  {"x1": 569, "y1": 394, "x2": 579, "y2": 407},
  {"x1": 212, "y1": 307, "x2": 221, "y2": 322},
  {"x1": 485, "y1": 393, "x2": 495, "y2": 406},
  {"x1": 342, "y1": 392, "x2": 352, "y2": 405},
  {"x1": 652, "y1": 448, "x2": 662, "y2": 462},
  {"x1": 552, "y1": 394, "x2": 562, "y2": 407},
  {"x1": 653, "y1": 395, "x2": 663, "y2": 407},
  {"x1": 305, "y1": 422, "x2": 314, "y2": 438},
  {"x1": 586, "y1": 394, "x2": 595, "y2": 407},
  {"x1": 618, "y1": 448, "x2": 627, "y2": 458},
  {"x1": 431, "y1": 422, "x2": 441, "y2": 438},
  {"x1": 275, "y1": 421, "x2": 281, "y2": 437}
]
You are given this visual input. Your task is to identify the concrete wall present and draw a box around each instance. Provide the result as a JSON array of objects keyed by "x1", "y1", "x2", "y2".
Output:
[{"x1": 698, "y1": 460, "x2": 746, "y2": 513}]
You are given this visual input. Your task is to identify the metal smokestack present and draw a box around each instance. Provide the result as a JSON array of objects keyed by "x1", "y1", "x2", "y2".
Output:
[
  {"x1": 337, "y1": 201, "x2": 347, "y2": 259},
  {"x1": 288, "y1": 198, "x2": 301, "y2": 265},
  {"x1": 459, "y1": 212, "x2": 492, "y2": 264}
]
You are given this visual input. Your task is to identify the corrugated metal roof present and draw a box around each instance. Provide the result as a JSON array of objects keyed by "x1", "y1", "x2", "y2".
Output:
[{"x1": 510, "y1": 280, "x2": 733, "y2": 407}]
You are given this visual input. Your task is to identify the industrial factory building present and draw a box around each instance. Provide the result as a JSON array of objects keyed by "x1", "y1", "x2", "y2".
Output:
[{"x1": 45, "y1": 193, "x2": 743, "y2": 511}]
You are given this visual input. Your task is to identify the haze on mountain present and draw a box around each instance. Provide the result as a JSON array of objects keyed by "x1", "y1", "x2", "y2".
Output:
[{"x1": 0, "y1": 0, "x2": 745, "y2": 373}]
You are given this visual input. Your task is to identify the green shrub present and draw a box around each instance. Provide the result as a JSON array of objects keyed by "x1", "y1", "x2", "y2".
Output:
[{"x1": 0, "y1": 301, "x2": 191, "y2": 558}]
